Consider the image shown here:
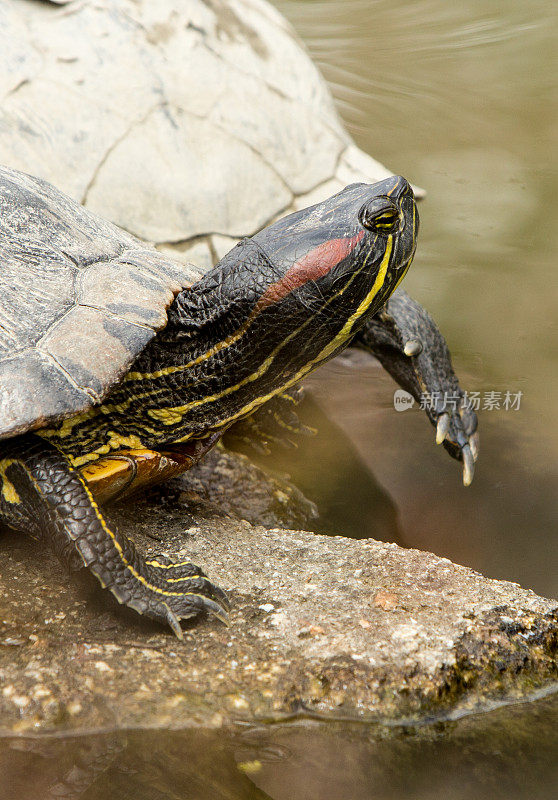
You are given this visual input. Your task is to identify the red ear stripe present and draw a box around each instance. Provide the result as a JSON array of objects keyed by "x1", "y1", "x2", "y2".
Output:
[{"x1": 255, "y1": 230, "x2": 365, "y2": 313}]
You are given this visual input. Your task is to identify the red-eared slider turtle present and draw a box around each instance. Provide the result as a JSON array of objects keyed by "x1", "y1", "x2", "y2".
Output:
[{"x1": 0, "y1": 164, "x2": 476, "y2": 637}]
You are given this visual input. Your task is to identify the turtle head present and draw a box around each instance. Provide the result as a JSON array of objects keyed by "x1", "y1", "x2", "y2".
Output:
[
  {"x1": 251, "y1": 175, "x2": 419, "y2": 349},
  {"x1": 162, "y1": 177, "x2": 418, "y2": 436}
]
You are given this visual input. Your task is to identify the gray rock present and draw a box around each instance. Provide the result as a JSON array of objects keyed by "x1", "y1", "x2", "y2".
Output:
[{"x1": 0, "y1": 450, "x2": 555, "y2": 734}]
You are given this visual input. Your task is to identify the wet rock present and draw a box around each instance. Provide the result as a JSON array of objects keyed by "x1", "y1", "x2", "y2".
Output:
[{"x1": 0, "y1": 450, "x2": 556, "y2": 734}]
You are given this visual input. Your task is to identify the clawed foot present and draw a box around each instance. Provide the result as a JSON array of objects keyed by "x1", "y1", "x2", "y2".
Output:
[
  {"x1": 431, "y1": 395, "x2": 479, "y2": 486},
  {"x1": 353, "y1": 289, "x2": 480, "y2": 486},
  {"x1": 400, "y1": 333, "x2": 479, "y2": 486},
  {"x1": 121, "y1": 554, "x2": 230, "y2": 639}
]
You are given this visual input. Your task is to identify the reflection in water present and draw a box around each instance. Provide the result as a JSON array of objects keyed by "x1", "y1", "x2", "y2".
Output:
[
  {"x1": 1, "y1": 693, "x2": 557, "y2": 800},
  {"x1": 0, "y1": 729, "x2": 271, "y2": 800},
  {"x1": 0, "y1": 734, "x2": 124, "y2": 800}
]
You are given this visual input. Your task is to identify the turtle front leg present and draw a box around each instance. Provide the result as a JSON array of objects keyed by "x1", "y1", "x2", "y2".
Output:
[
  {"x1": 0, "y1": 434, "x2": 229, "y2": 638},
  {"x1": 352, "y1": 288, "x2": 479, "y2": 485}
]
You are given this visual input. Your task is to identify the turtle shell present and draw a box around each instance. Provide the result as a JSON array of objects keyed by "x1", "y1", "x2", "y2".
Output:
[
  {"x1": 0, "y1": 164, "x2": 201, "y2": 440},
  {"x1": 0, "y1": 0, "x2": 397, "y2": 270}
]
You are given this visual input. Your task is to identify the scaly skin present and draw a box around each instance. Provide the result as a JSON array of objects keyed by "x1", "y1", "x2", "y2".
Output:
[
  {"x1": 1, "y1": 176, "x2": 426, "y2": 636},
  {"x1": 0, "y1": 436, "x2": 228, "y2": 638},
  {"x1": 354, "y1": 289, "x2": 479, "y2": 483},
  {"x1": 226, "y1": 290, "x2": 479, "y2": 482}
]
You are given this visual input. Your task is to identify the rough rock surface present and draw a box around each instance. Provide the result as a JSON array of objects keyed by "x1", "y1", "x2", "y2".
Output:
[{"x1": 0, "y1": 449, "x2": 556, "y2": 735}]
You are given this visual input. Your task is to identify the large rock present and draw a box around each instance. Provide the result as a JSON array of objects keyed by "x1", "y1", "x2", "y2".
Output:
[{"x1": 0, "y1": 450, "x2": 556, "y2": 734}]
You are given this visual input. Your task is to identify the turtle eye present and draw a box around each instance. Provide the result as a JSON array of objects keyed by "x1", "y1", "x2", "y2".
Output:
[{"x1": 358, "y1": 197, "x2": 400, "y2": 234}]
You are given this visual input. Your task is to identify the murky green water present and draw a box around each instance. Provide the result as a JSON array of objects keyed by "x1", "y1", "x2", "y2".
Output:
[
  {"x1": 1, "y1": 693, "x2": 558, "y2": 799},
  {"x1": 1, "y1": 1, "x2": 556, "y2": 797},
  {"x1": 271, "y1": 0, "x2": 558, "y2": 599}
]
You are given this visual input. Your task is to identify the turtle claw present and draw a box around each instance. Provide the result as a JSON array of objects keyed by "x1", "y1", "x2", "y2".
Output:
[
  {"x1": 351, "y1": 289, "x2": 479, "y2": 486},
  {"x1": 462, "y1": 443, "x2": 475, "y2": 487},
  {"x1": 180, "y1": 593, "x2": 230, "y2": 626},
  {"x1": 404, "y1": 339, "x2": 423, "y2": 357},
  {"x1": 163, "y1": 595, "x2": 229, "y2": 639},
  {"x1": 162, "y1": 590, "x2": 230, "y2": 639},
  {"x1": 436, "y1": 413, "x2": 450, "y2": 445},
  {"x1": 164, "y1": 604, "x2": 185, "y2": 640},
  {"x1": 431, "y1": 398, "x2": 478, "y2": 485},
  {"x1": 140, "y1": 556, "x2": 231, "y2": 637},
  {"x1": 211, "y1": 583, "x2": 232, "y2": 611},
  {"x1": 202, "y1": 597, "x2": 231, "y2": 626},
  {"x1": 470, "y1": 431, "x2": 480, "y2": 462}
]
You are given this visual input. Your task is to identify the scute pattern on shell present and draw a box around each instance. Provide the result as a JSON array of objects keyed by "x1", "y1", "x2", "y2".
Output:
[{"x1": 0, "y1": 165, "x2": 201, "y2": 440}]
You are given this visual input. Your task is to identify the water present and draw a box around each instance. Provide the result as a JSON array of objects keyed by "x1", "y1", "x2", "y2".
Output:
[
  {"x1": 270, "y1": 0, "x2": 558, "y2": 599},
  {"x1": 1, "y1": 693, "x2": 557, "y2": 799},
  {"x1": 2, "y1": 1, "x2": 556, "y2": 797}
]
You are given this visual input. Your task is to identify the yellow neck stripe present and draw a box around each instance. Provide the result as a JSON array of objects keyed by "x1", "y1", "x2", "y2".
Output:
[{"x1": 162, "y1": 235, "x2": 393, "y2": 434}]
